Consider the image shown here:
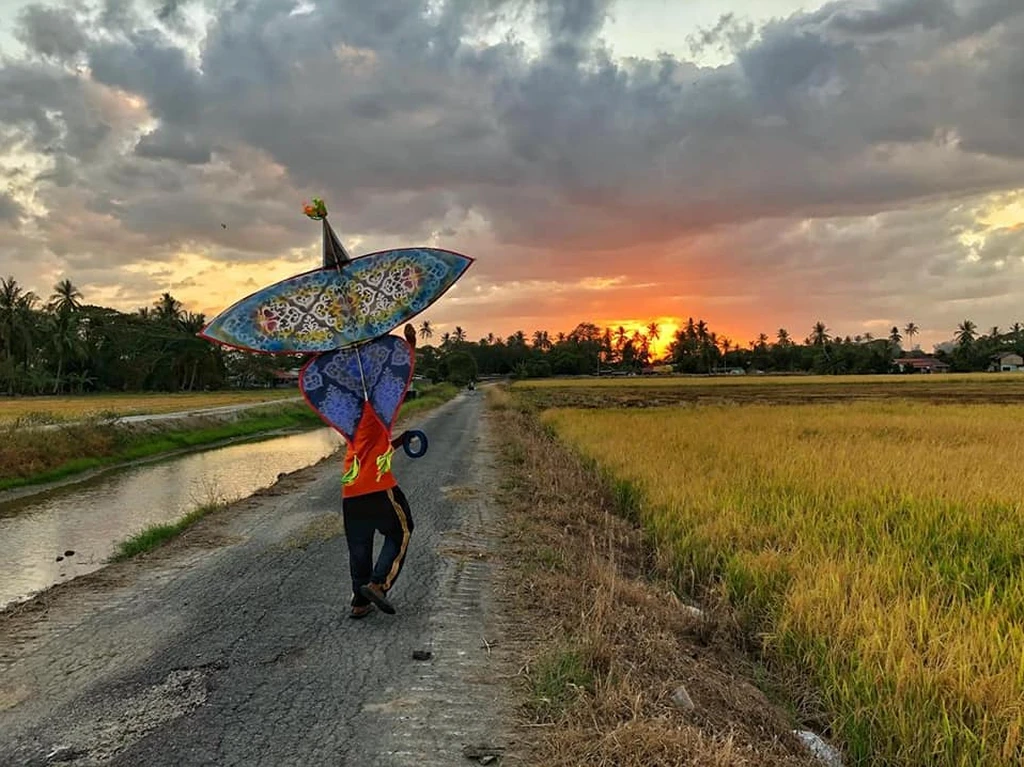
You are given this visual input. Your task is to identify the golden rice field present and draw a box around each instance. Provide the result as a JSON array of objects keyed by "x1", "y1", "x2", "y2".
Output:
[
  {"x1": 0, "y1": 390, "x2": 301, "y2": 425},
  {"x1": 540, "y1": 389, "x2": 1024, "y2": 766},
  {"x1": 520, "y1": 372, "x2": 1011, "y2": 387}
]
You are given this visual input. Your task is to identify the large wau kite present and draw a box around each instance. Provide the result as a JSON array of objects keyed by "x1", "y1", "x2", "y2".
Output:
[{"x1": 199, "y1": 198, "x2": 473, "y2": 458}]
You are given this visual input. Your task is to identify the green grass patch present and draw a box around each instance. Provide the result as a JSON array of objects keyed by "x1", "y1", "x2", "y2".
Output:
[
  {"x1": 528, "y1": 646, "x2": 595, "y2": 721},
  {"x1": 402, "y1": 382, "x2": 459, "y2": 417},
  {"x1": 108, "y1": 501, "x2": 228, "y2": 562}
]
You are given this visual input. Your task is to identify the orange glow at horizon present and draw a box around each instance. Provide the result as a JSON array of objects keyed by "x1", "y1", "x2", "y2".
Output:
[{"x1": 599, "y1": 317, "x2": 680, "y2": 360}]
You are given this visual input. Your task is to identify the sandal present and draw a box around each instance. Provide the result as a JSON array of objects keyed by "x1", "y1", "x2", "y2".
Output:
[
  {"x1": 359, "y1": 583, "x2": 396, "y2": 615},
  {"x1": 350, "y1": 603, "x2": 375, "y2": 620}
]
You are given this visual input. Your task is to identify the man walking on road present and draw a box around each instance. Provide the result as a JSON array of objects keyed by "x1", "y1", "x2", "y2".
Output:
[{"x1": 342, "y1": 323, "x2": 419, "y2": 620}]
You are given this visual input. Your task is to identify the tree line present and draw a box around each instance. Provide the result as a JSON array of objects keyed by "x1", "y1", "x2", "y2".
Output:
[
  {"x1": 413, "y1": 318, "x2": 1024, "y2": 381},
  {"x1": 0, "y1": 277, "x2": 289, "y2": 396},
  {"x1": 2, "y1": 275, "x2": 1022, "y2": 396}
]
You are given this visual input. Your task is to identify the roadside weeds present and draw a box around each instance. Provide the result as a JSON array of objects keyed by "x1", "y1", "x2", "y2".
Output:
[{"x1": 489, "y1": 386, "x2": 819, "y2": 766}]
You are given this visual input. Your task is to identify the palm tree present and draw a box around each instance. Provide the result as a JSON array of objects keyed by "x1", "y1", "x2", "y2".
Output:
[
  {"x1": 0, "y1": 277, "x2": 38, "y2": 376},
  {"x1": 989, "y1": 326, "x2": 1001, "y2": 340},
  {"x1": 49, "y1": 279, "x2": 83, "y2": 315},
  {"x1": 532, "y1": 330, "x2": 551, "y2": 350},
  {"x1": 955, "y1": 319, "x2": 977, "y2": 347},
  {"x1": 776, "y1": 328, "x2": 791, "y2": 346},
  {"x1": 440, "y1": 331, "x2": 452, "y2": 349},
  {"x1": 615, "y1": 325, "x2": 628, "y2": 354},
  {"x1": 48, "y1": 312, "x2": 83, "y2": 394},
  {"x1": 903, "y1": 322, "x2": 919, "y2": 348},
  {"x1": 811, "y1": 321, "x2": 830, "y2": 346},
  {"x1": 454, "y1": 326, "x2": 466, "y2": 344},
  {"x1": 756, "y1": 332, "x2": 770, "y2": 350},
  {"x1": 889, "y1": 326, "x2": 902, "y2": 346},
  {"x1": 646, "y1": 322, "x2": 660, "y2": 345},
  {"x1": 154, "y1": 292, "x2": 182, "y2": 323},
  {"x1": 418, "y1": 320, "x2": 433, "y2": 342}
]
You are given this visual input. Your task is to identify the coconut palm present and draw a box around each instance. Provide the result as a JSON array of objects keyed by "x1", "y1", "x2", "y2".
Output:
[
  {"x1": 811, "y1": 321, "x2": 830, "y2": 346},
  {"x1": 646, "y1": 321, "x2": 660, "y2": 344},
  {"x1": 903, "y1": 322, "x2": 919, "y2": 348},
  {"x1": 49, "y1": 279, "x2": 83, "y2": 315},
  {"x1": 0, "y1": 278, "x2": 38, "y2": 382},
  {"x1": 454, "y1": 326, "x2": 466, "y2": 344},
  {"x1": 418, "y1": 320, "x2": 433, "y2": 342},
  {"x1": 48, "y1": 312, "x2": 83, "y2": 394},
  {"x1": 154, "y1": 292, "x2": 182, "y2": 323},
  {"x1": 955, "y1": 319, "x2": 977, "y2": 347},
  {"x1": 776, "y1": 328, "x2": 791, "y2": 346},
  {"x1": 889, "y1": 326, "x2": 902, "y2": 346},
  {"x1": 615, "y1": 325, "x2": 628, "y2": 353}
]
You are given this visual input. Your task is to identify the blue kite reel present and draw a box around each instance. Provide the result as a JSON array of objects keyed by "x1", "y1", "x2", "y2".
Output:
[{"x1": 402, "y1": 430, "x2": 428, "y2": 458}]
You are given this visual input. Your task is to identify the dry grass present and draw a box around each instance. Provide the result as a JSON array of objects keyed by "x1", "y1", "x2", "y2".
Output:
[
  {"x1": 516, "y1": 372, "x2": 1021, "y2": 388},
  {"x1": 489, "y1": 386, "x2": 817, "y2": 766},
  {"x1": 512, "y1": 373, "x2": 1024, "y2": 411},
  {"x1": 543, "y1": 399, "x2": 1024, "y2": 766},
  {"x1": 0, "y1": 390, "x2": 300, "y2": 425}
]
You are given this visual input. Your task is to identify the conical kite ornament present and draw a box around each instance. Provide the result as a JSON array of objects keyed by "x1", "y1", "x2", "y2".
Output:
[{"x1": 303, "y1": 197, "x2": 351, "y2": 269}]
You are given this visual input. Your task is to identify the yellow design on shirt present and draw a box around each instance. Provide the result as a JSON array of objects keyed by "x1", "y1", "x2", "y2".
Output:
[
  {"x1": 341, "y1": 454, "x2": 360, "y2": 486},
  {"x1": 375, "y1": 446, "x2": 395, "y2": 482}
]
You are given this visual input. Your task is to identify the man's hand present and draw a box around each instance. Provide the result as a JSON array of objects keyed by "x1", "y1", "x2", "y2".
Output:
[{"x1": 404, "y1": 323, "x2": 417, "y2": 348}]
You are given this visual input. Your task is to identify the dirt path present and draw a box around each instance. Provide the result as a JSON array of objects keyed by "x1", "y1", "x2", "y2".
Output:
[{"x1": 0, "y1": 391, "x2": 514, "y2": 766}]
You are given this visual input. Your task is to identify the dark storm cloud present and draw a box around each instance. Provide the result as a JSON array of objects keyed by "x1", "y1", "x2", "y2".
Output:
[
  {"x1": 822, "y1": 0, "x2": 956, "y2": 35},
  {"x1": 135, "y1": 126, "x2": 213, "y2": 164},
  {"x1": 14, "y1": 3, "x2": 86, "y2": 59},
  {"x1": 0, "y1": 0, "x2": 1023, "y2": 336}
]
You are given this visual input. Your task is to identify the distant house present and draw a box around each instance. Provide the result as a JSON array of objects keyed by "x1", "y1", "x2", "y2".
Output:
[
  {"x1": 990, "y1": 352, "x2": 1024, "y2": 372},
  {"x1": 271, "y1": 369, "x2": 301, "y2": 387},
  {"x1": 641, "y1": 364, "x2": 674, "y2": 375},
  {"x1": 895, "y1": 357, "x2": 950, "y2": 374}
]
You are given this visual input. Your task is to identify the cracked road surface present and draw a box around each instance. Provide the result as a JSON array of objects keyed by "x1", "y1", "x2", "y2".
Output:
[{"x1": 0, "y1": 392, "x2": 513, "y2": 766}]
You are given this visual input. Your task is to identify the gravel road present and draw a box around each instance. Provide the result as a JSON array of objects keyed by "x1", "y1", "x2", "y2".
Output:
[{"x1": 0, "y1": 391, "x2": 514, "y2": 766}]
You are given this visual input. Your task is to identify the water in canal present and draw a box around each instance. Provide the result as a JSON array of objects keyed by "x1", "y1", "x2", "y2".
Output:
[{"x1": 0, "y1": 427, "x2": 344, "y2": 610}]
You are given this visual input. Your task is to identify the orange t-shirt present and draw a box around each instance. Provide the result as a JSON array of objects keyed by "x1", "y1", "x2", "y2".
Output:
[{"x1": 341, "y1": 400, "x2": 398, "y2": 499}]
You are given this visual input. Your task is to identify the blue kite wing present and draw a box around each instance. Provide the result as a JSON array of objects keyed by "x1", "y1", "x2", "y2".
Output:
[{"x1": 299, "y1": 335, "x2": 414, "y2": 441}]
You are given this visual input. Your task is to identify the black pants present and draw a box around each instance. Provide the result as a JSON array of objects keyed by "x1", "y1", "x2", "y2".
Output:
[{"x1": 342, "y1": 486, "x2": 414, "y2": 606}]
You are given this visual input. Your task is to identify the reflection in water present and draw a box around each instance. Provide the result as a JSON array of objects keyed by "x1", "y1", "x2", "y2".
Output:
[{"x1": 0, "y1": 428, "x2": 343, "y2": 609}]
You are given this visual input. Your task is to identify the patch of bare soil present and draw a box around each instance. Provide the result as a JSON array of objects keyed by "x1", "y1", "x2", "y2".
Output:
[{"x1": 490, "y1": 390, "x2": 820, "y2": 766}]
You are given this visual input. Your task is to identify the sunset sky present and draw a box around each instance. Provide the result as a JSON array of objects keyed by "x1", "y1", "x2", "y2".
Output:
[{"x1": 1, "y1": 0, "x2": 1023, "y2": 354}]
